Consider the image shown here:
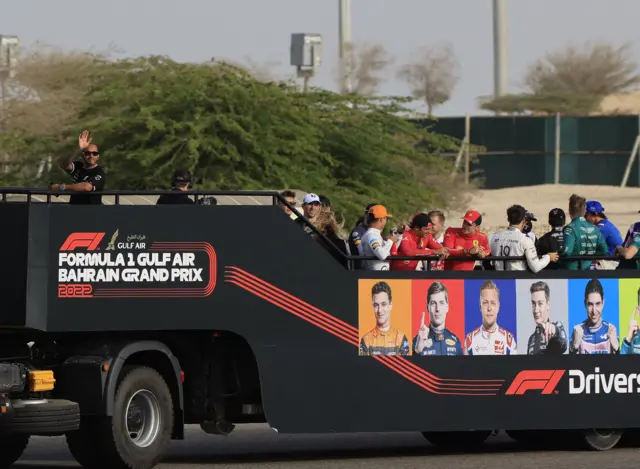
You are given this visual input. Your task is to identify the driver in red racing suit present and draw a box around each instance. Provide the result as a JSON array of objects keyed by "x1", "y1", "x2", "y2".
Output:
[
  {"x1": 443, "y1": 210, "x2": 490, "y2": 271},
  {"x1": 391, "y1": 213, "x2": 448, "y2": 271}
]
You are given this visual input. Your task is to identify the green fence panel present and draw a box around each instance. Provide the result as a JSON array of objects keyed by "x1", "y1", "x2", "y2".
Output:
[{"x1": 424, "y1": 115, "x2": 640, "y2": 189}]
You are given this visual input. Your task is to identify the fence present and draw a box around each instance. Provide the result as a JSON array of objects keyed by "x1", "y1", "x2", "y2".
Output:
[{"x1": 416, "y1": 115, "x2": 640, "y2": 189}]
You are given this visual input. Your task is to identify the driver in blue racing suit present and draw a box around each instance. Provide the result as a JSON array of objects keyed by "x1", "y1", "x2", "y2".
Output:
[
  {"x1": 413, "y1": 281, "x2": 463, "y2": 355},
  {"x1": 569, "y1": 278, "x2": 619, "y2": 354}
]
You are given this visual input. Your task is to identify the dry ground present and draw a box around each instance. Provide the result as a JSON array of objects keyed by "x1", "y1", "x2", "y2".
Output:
[{"x1": 445, "y1": 184, "x2": 640, "y2": 237}]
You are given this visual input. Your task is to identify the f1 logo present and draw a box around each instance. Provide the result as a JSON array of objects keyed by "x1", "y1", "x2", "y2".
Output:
[
  {"x1": 504, "y1": 370, "x2": 566, "y2": 395},
  {"x1": 60, "y1": 233, "x2": 105, "y2": 251}
]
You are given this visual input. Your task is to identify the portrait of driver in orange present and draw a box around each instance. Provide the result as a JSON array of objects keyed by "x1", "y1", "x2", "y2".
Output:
[{"x1": 359, "y1": 281, "x2": 410, "y2": 356}]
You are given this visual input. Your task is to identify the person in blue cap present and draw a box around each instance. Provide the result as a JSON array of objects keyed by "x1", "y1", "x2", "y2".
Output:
[{"x1": 585, "y1": 200, "x2": 623, "y2": 269}]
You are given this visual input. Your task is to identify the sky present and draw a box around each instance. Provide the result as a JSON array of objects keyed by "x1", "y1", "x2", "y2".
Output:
[{"x1": 1, "y1": 0, "x2": 639, "y2": 116}]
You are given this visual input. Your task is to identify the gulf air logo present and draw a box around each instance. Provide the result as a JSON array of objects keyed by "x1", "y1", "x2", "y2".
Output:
[
  {"x1": 504, "y1": 370, "x2": 565, "y2": 395},
  {"x1": 60, "y1": 232, "x2": 106, "y2": 251}
]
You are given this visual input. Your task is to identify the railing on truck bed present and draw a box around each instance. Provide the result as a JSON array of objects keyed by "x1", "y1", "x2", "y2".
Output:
[{"x1": 0, "y1": 187, "x2": 632, "y2": 271}]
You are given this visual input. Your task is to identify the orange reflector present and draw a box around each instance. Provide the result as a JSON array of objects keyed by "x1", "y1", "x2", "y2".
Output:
[
  {"x1": 1, "y1": 406, "x2": 6, "y2": 413},
  {"x1": 102, "y1": 363, "x2": 110, "y2": 372},
  {"x1": 180, "y1": 371, "x2": 185, "y2": 383},
  {"x1": 28, "y1": 370, "x2": 56, "y2": 392}
]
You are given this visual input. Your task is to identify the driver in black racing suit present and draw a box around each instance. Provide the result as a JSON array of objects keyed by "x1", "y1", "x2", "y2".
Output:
[{"x1": 527, "y1": 281, "x2": 568, "y2": 355}]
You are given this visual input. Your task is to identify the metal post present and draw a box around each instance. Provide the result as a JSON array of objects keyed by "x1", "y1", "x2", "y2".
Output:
[
  {"x1": 492, "y1": 0, "x2": 508, "y2": 98},
  {"x1": 464, "y1": 113, "x2": 471, "y2": 184},
  {"x1": 554, "y1": 112, "x2": 561, "y2": 184},
  {"x1": 338, "y1": 0, "x2": 352, "y2": 93}
]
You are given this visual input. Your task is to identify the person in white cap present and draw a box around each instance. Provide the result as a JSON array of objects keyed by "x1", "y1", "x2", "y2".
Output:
[{"x1": 295, "y1": 193, "x2": 323, "y2": 235}]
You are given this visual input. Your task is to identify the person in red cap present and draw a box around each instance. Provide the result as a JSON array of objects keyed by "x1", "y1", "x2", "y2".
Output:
[
  {"x1": 443, "y1": 209, "x2": 489, "y2": 270},
  {"x1": 390, "y1": 213, "x2": 448, "y2": 271}
]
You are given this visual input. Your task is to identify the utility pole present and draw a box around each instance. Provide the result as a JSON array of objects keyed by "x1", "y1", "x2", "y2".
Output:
[
  {"x1": 338, "y1": 0, "x2": 352, "y2": 93},
  {"x1": 492, "y1": 0, "x2": 508, "y2": 98}
]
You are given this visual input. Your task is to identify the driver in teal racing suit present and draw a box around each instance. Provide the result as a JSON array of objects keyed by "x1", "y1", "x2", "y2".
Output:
[{"x1": 560, "y1": 194, "x2": 608, "y2": 270}]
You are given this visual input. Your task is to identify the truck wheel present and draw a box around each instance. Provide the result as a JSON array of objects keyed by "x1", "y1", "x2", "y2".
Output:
[
  {"x1": 11, "y1": 399, "x2": 80, "y2": 435},
  {"x1": 66, "y1": 366, "x2": 174, "y2": 469},
  {"x1": 421, "y1": 430, "x2": 491, "y2": 448},
  {"x1": 581, "y1": 428, "x2": 623, "y2": 451},
  {"x1": 0, "y1": 434, "x2": 29, "y2": 468}
]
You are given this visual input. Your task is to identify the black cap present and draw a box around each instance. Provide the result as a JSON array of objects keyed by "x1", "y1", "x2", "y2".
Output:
[
  {"x1": 318, "y1": 194, "x2": 331, "y2": 207},
  {"x1": 411, "y1": 213, "x2": 433, "y2": 229},
  {"x1": 172, "y1": 169, "x2": 192, "y2": 184},
  {"x1": 548, "y1": 208, "x2": 566, "y2": 227},
  {"x1": 525, "y1": 211, "x2": 537, "y2": 222}
]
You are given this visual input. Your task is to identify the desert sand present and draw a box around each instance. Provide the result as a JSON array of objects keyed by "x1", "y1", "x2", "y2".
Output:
[{"x1": 446, "y1": 184, "x2": 640, "y2": 236}]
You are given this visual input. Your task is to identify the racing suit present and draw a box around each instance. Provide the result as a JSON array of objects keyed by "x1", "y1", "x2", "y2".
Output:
[
  {"x1": 560, "y1": 217, "x2": 608, "y2": 270},
  {"x1": 569, "y1": 320, "x2": 618, "y2": 354},
  {"x1": 536, "y1": 227, "x2": 564, "y2": 270},
  {"x1": 619, "y1": 221, "x2": 640, "y2": 270},
  {"x1": 464, "y1": 324, "x2": 517, "y2": 355},
  {"x1": 358, "y1": 228, "x2": 397, "y2": 271},
  {"x1": 488, "y1": 227, "x2": 550, "y2": 272},
  {"x1": 349, "y1": 221, "x2": 367, "y2": 257},
  {"x1": 348, "y1": 221, "x2": 368, "y2": 268},
  {"x1": 527, "y1": 320, "x2": 568, "y2": 355},
  {"x1": 594, "y1": 219, "x2": 623, "y2": 270},
  {"x1": 425, "y1": 232, "x2": 446, "y2": 271},
  {"x1": 359, "y1": 327, "x2": 410, "y2": 356},
  {"x1": 443, "y1": 227, "x2": 489, "y2": 271},
  {"x1": 390, "y1": 230, "x2": 442, "y2": 271},
  {"x1": 621, "y1": 334, "x2": 640, "y2": 354},
  {"x1": 412, "y1": 326, "x2": 463, "y2": 356}
]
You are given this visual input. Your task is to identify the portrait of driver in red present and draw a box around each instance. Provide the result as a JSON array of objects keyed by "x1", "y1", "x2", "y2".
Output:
[
  {"x1": 464, "y1": 280, "x2": 517, "y2": 355},
  {"x1": 359, "y1": 281, "x2": 410, "y2": 356},
  {"x1": 443, "y1": 210, "x2": 490, "y2": 271}
]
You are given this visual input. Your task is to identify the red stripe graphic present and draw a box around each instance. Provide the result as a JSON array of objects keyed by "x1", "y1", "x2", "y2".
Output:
[{"x1": 225, "y1": 266, "x2": 504, "y2": 396}]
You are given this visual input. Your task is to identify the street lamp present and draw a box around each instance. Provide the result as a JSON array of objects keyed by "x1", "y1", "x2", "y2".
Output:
[{"x1": 290, "y1": 33, "x2": 323, "y2": 92}]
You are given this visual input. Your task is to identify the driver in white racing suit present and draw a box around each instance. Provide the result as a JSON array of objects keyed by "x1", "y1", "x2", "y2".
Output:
[
  {"x1": 464, "y1": 280, "x2": 517, "y2": 355},
  {"x1": 358, "y1": 205, "x2": 398, "y2": 270},
  {"x1": 489, "y1": 204, "x2": 558, "y2": 272}
]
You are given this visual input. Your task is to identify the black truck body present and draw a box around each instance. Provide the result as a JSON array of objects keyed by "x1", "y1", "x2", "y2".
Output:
[{"x1": 1, "y1": 188, "x2": 640, "y2": 468}]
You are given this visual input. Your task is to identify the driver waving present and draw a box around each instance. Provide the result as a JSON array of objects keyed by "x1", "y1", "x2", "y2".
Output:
[{"x1": 51, "y1": 130, "x2": 107, "y2": 205}]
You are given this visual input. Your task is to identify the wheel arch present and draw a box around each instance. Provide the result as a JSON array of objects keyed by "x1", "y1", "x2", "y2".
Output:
[{"x1": 104, "y1": 340, "x2": 184, "y2": 439}]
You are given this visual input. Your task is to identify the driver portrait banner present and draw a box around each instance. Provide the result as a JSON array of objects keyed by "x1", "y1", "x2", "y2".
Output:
[{"x1": 56, "y1": 230, "x2": 216, "y2": 299}]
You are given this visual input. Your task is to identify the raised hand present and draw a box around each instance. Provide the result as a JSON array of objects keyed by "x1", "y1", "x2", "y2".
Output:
[
  {"x1": 572, "y1": 325, "x2": 584, "y2": 351},
  {"x1": 78, "y1": 130, "x2": 92, "y2": 150},
  {"x1": 608, "y1": 323, "x2": 619, "y2": 351}
]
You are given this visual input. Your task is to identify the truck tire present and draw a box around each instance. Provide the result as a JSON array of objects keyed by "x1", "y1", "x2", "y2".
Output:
[
  {"x1": 10, "y1": 399, "x2": 80, "y2": 434},
  {"x1": 581, "y1": 428, "x2": 623, "y2": 451},
  {"x1": 66, "y1": 366, "x2": 174, "y2": 469},
  {"x1": 0, "y1": 434, "x2": 29, "y2": 468}
]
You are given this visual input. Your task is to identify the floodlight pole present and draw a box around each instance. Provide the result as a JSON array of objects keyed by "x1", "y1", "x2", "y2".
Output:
[
  {"x1": 492, "y1": 0, "x2": 508, "y2": 98},
  {"x1": 338, "y1": 0, "x2": 352, "y2": 93}
]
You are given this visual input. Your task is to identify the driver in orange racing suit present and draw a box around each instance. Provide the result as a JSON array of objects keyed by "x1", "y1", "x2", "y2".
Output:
[{"x1": 359, "y1": 281, "x2": 410, "y2": 356}]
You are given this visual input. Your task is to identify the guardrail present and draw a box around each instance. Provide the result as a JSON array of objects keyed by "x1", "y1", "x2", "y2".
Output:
[{"x1": 1, "y1": 188, "x2": 635, "y2": 271}]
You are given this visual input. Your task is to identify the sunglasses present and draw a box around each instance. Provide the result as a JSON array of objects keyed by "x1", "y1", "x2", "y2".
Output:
[{"x1": 83, "y1": 151, "x2": 99, "y2": 156}]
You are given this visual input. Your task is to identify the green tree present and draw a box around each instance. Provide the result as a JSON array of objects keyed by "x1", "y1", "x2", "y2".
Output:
[
  {"x1": 66, "y1": 56, "x2": 460, "y2": 226},
  {"x1": 480, "y1": 41, "x2": 640, "y2": 115},
  {"x1": 397, "y1": 43, "x2": 460, "y2": 116}
]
